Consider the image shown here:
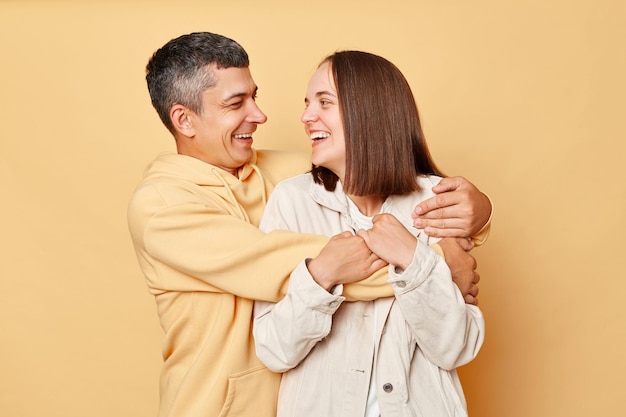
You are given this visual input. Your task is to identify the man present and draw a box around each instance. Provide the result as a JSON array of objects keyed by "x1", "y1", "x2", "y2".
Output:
[{"x1": 127, "y1": 32, "x2": 491, "y2": 417}]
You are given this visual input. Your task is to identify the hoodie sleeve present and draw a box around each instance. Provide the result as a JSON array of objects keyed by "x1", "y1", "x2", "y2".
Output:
[{"x1": 128, "y1": 182, "x2": 329, "y2": 303}]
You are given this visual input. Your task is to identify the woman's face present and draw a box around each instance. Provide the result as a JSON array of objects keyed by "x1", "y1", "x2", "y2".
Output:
[{"x1": 301, "y1": 62, "x2": 346, "y2": 180}]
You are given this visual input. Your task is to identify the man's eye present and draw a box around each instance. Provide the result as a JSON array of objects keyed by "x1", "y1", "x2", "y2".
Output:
[{"x1": 230, "y1": 101, "x2": 243, "y2": 108}]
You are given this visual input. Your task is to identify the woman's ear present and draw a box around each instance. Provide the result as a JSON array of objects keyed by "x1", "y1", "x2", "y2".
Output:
[{"x1": 170, "y1": 104, "x2": 195, "y2": 137}]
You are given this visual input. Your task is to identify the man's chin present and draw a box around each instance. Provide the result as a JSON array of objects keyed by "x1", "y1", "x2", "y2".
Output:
[{"x1": 234, "y1": 148, "x2": 254, "y2": 165}]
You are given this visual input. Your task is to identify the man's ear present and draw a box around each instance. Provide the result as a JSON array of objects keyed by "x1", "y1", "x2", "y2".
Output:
[{"x1": 170, "y1": 104, "x2": 195, "y2": 137}]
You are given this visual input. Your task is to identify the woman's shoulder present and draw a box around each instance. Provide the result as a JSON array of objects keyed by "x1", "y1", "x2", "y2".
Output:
[
  {"x1": 255, "y1": 149, "x2": 311, "y2": 183},
  {"x1": 417, "y1": 174, "x2": 443, "y2": 189},
  {"x1": 271, "y1": 173, "x2": 314, "y2": 196},
  {"x1": 389, "y1": 175, "x2": 442, "y2": 208}
]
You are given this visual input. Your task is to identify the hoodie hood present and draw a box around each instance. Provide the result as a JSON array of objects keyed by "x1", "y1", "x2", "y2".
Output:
[
  {"x1": 143, "y1": 150, "x2": 260, "y2": 186},
  {"x1": 141, "y1": 150, "x2": 268, "y2": 224}
]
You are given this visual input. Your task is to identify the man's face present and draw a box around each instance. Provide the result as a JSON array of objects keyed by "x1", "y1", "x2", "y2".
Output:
[{"x1": 186, "y1": 66, "x2": 267, "y2": 176}]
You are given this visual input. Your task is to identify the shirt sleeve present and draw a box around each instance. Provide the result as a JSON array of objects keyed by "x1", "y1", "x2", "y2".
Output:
[
  {"x1": 253, "y1": 260, "x2": 345, "y2": 372},
  {"x1": 387, "y1": 243, "x2": 485, "y2": 370}
]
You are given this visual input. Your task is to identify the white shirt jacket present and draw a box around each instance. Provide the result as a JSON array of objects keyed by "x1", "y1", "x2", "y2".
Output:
[{"x1": 253, "y1": 173, "x2": 485, "y2": 417}]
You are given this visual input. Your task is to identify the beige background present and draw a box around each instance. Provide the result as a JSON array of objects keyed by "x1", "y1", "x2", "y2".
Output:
[{"x1": 1, "y1": 0, "x2": 624, "y2": 416}]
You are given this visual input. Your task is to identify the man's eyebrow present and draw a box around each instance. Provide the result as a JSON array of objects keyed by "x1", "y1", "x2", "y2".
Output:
[{"x1": 223, "y1": 86, "x2": 258, "y2": 102}]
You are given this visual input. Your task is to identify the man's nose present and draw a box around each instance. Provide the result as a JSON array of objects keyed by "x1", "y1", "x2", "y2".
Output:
[{"x1": 249, "y1": 102, "x2": 267, "y2": 124}]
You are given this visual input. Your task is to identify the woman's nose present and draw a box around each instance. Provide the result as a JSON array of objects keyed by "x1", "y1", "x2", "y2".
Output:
[{"x1": 301, "y1": 106, "x2": 317, "y2": 124}]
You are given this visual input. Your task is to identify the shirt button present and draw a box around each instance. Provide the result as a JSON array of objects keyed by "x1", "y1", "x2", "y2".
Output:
[
  {"x1": 382, "y1": 383, "x2": 393, "y2": 393},
  {"x1": 395, "y1": 281, "x2": 406, "y2": 288}
]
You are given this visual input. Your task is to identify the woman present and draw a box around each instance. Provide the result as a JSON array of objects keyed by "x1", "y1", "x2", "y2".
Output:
[{"x1": 253, "y1": 51, "x2": 485, "y2": 417}]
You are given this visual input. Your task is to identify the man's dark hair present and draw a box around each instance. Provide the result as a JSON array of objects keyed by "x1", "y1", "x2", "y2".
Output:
[{"x1": 145, "y1": 32, "x2": 249, "y2": 133}]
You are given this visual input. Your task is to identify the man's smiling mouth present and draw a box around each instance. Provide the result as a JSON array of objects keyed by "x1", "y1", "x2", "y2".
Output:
[{"x1": 234, "y1": 133, "x2": 253, "y2": 139}]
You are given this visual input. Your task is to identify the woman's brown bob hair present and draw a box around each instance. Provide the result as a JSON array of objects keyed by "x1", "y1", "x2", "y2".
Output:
[{"x1": 311, "y1": 50, "x2": 444, "y2": 196}]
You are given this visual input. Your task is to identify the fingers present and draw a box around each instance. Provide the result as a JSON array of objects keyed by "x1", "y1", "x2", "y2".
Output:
[
  {"x1": 456, "y1": 237, "x2": 475, "y2": 252},
  {"x1": 439, "y1": 237, "x2": 481, "y2": 305},
  {"x1": 331, "y1": 230, "x2": 355, "y2": 240},
  {"x1": 413, "y1": 203, "x2": 474, "y2": 234},
  {"x1": 422, "y1": 226, "x2": 472, "y2": 238},
  {"x1": 464, "y1": 294, "x2": 478, "y2": 306},
  {"x1": 412, "y1": 194, "x2": 456, "y2": 219},
  {"x1": 412, "y1": 176, "x2": 490, "y2": 238},
  {"x1": 464, "y1": 280, "x2": 480, "y2": 305},
  {"x1": 358, "y1": 216, "x2": 417, "y2": 270},
  {"x1": 356, "y1": 228, "x2": 370, "y2": 244},
  {"x1": 431, "y1": 176, "x2": 467, "y2": 194},
  {"x1": 370, "y1": 257, "x2": 389, "y2": 272},
  {"x1": 412, "y1": 176, "x2": 468, "y2": 218},
  {"x1": 464, "y1": 273, "x2": 480, "y2": 305}
]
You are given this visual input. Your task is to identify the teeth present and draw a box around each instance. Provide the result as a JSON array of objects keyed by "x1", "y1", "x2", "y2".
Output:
[
  {"x1": 234, "y1": 133, "x2": 253, "y2": 139},
  {"x1": 310, "y1": 132, "x2": 330, "y2": 140}
]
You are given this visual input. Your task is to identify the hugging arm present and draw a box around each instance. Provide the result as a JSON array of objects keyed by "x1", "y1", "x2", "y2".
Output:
[
  {"x1": 438, "y1": 237, "x2": 480, "y2": 305},
  {"x1": 412, "y1": 176, "x2": 492, "y2": 241}
]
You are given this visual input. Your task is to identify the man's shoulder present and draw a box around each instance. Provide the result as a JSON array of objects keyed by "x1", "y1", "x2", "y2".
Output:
[{"x1": 255, "y1": 149, "x2": 311, "y2": 183}]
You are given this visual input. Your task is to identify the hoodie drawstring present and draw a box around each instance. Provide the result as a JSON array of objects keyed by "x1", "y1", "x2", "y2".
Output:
[
  {"x1": 249, "y1": 163, "x2": 268, "y2": 206},
  {"x1": 210, "y1": 167, "x2": 250, "y2": 223}
]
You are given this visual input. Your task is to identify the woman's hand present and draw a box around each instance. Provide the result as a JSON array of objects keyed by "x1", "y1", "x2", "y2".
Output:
[{"x1": 357, "y1": 213, "x2": 417, "y2": 270}]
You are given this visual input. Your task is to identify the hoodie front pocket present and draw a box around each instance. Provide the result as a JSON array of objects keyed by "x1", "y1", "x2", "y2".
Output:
[{"x1": 218, "y1": 366, "x2": 281, "y2": 417}]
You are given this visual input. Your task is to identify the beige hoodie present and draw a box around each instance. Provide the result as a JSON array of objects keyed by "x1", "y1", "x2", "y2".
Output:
[{"x1": 127, "y1": 150, "x2": 391, "y2": 417}]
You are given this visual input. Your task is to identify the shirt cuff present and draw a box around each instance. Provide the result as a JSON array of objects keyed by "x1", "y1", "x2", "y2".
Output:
[
  {"x1": 290, "y1": 259, "x2": 345, "y2": 313},
  {"x1": 387, "y1": 243, "x2": 439, "y2": 293}
]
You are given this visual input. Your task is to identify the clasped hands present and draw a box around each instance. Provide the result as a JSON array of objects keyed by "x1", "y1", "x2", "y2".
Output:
[
  {"x1": 307, "y1": 213, "x2": 479, "y2": 306},
  {"x1": 307, "y1": 176, "x2": 487, "y2": 305}
]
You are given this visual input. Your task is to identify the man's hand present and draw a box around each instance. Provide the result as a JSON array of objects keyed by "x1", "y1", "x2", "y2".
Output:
[
  {"x1": 412, "y1": 176, "x2": 491, "y2": 238},
  {"x1": 357, "y1": 214, "x2": 416, "y2": 271},
  {"x1": 438, "y1": 237, "x2": 480, "y2": 305},
  {"x1": 307, "y1": 231, "x2": 388, "y2": 291}
]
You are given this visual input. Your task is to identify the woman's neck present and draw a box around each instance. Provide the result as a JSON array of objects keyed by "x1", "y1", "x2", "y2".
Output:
[{"x1": 347, "y1": 194, "x2": 386, "y2": 217}]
